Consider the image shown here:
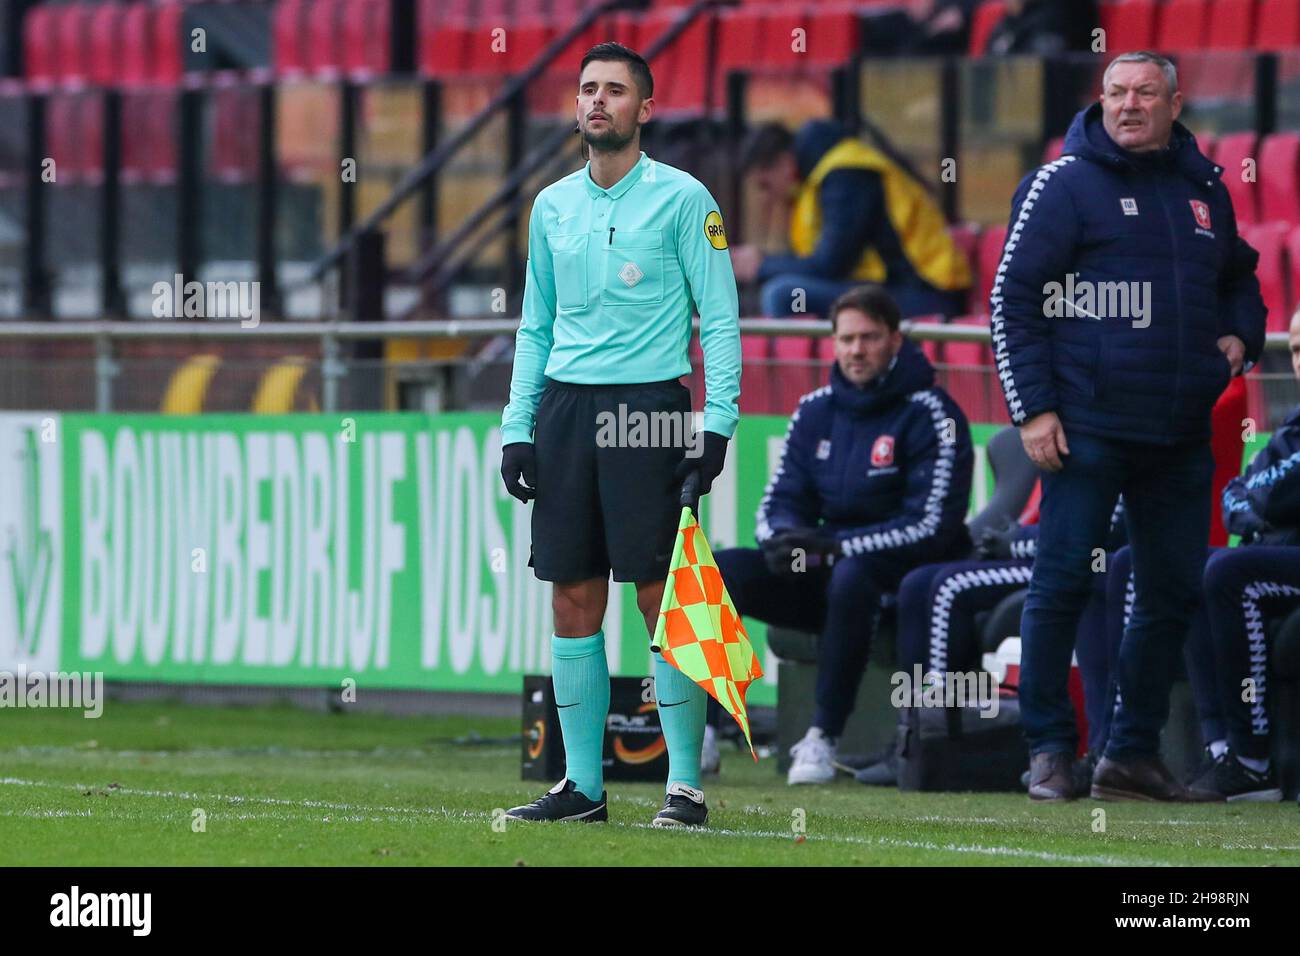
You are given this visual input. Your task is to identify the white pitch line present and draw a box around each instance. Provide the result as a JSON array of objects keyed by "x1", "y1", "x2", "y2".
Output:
[
  {"x1": 3, "y1": 778, "x2": 1290, "y2": 865},
  {"x1": 0, "y1": 777, "x2": 487, "y2": 820},
  {"x1": 621, "y1": 822, "x2": 1176, "y2": 866}
]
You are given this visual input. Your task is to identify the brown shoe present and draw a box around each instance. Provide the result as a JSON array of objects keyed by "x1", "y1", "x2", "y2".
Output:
[
  {"x1": 1090, "y1": 754, "x2": 1188, "y2": 802},
  {"x1": 1028, "y1": 751, "x2": 1076, "y2": 801}
]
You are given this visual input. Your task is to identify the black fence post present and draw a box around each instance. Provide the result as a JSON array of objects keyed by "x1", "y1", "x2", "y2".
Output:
[
  {"x1": 348, "y1": 228, "x2": 386, "y2": 409},
  {"x1": 339, "y1": 79, "x2": 358, "y2": 239},
  {"x1": 504, "y1": 84, "x2": 527, "y2": 307},
  {"x1": 1255, "y1": 52, "x2": 1278, "y2": 138},
  {"x1": 100, "y1": 90, "x2": 123, "y2": 317},
  {"x1": 176, "y1": 86, "x2": 202, "y2": 287},
  {"x1": 256, "y1": 81, "x2": 279, "y2": 317},
  {"x1": 725, "y1": 70, "x2": 747, "y2": 242},
  {"x1": 23, "y1": 90, "x2": 49, "y2": 317},
  {"x1": 420, "y1": 79, "x2": 440, "y2": 253},
  {"x1": 939, "y1": 57, "x2": 961, "y2": 223}
]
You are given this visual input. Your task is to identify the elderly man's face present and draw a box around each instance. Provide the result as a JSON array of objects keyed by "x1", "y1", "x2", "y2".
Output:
[
  {"x1": 833, "y1": 309, "x2": 902, "y2": 387},
  {"x1": 1101, "y1": 61, "x2": 1182, "y2": 153}
]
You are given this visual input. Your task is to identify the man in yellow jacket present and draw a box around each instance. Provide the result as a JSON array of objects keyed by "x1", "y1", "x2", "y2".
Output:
[{"x1": 731, "y1": 120, "x2": 971, "y2": 319}]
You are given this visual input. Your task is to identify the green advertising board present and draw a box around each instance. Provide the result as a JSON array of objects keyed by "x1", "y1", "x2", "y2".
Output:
[{"x1": 0, "y1": 413, "x2": 1014, "y2": 706}]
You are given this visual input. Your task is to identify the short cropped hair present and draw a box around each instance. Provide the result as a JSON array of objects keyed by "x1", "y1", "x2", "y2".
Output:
[
  {"x1": 1102, "y1": 51, "x2": 1178, "y2": 96},
  {"x1": 828, "y1": 285, "x2": 902, "y2": 333},
  {"x1": 580, "y1": 42, "x2": 653, "y2": 99}
]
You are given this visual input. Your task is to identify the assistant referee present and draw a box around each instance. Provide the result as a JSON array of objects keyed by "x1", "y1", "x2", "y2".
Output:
[{"x1": 499, "y1": 44, "x2": 741, "y2": 827}]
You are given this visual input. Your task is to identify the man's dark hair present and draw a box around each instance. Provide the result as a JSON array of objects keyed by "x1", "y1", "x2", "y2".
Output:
[
  {"x1": 580, "y1": 43, "x2": 653, "y2": 99},
  {"x1": 828, "y1": 285, "x2": 902, "y2": 333},
  {"x1": 739, "y1": 123, "x2": 794, "y2": 172}
]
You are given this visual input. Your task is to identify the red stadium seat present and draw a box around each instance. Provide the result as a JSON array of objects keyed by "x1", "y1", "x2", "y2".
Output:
[
  {"x1": 1206, "y1": 0, "x2": 1257, "y2": 49},
  {"x1": 1155, "y1": 0, "x2": 1209, "y2": 51},
  {"x1": 1242, "y1": 222, "x2": 1290, "y2": 333},
  {"x1": 88, "y1": 2, "x2": 124, "y2": 88},
  {"x1": 152, "y1": 2, "x2": 185, "y2": 86},
  {"x1": 905, "y1": 317, "x2": 943, "y2": 365},
  {"x1": 500, "y1": 19, "x2": 555, "y2": 75},
  {"x1": 969, "y1": 1, "x2": 1006, "y2": 56},
  {"x1": 639, "y1": 9, "x2": 713, "y2": 114},
  {"x1": 1214, "y1": 131, "x2": 1258, "y2": 225},
  {"x1": 1099, "y1": 0, "x2": 1158, "y2": 53},
  {"x1": 977, "y1": 224, "x2": 1008, "y2": 317},
  {"x1": 210, "y1": 81, "x2": 255, "y2": 184},
  {"x1": 761, "y1": 10, "x2": 811, "y2": 69},
  {"x1": 739, "y1": 335, "x2": 773, "y2": 414},
  {"x1": 1255, "y1": 0, "x2": 1300, "y2": 50},
  {"x1": 806, "y1": 7, "x2": 861, "y2": 65},
  {"x1": 947, "y1": 223, "x2": 980, "y2": 313},
  {"x1": 306, "y1": 0, "x2": 345, "y2": 79},
  {"x1": 23, "y1": 5, "x2": 57, "y2": 87},
  {"x1": 1042, "y1": 136, "x2": 1065, "y2": 164},
  {"x1": 55, "y1": 3, "x2": 92, "y2": 88},
  {"x1": 421, "y1": 19, "x2": 472, "y2": 78},
  {"x1": 772, "y1": 337, "x2": 819, "y2": 412},
  {"x1": 274, "y1": 0, "x2": 309, "y2": 78},
  {"x1": 120, "y1": 4, "x2": 152, "y2": 89},
  {"x1": 1258, "y1": 132, "x2": 1300, "y2": 226},
  {"x1": 717, "y1": 8, "x2": 765, "y2": 75},
  {"x1": 942, "y1": 315, "x2": 997, "y2": 423},
  {"x1": 46, "y1": 94, "x2": 80, "y2": 182}
]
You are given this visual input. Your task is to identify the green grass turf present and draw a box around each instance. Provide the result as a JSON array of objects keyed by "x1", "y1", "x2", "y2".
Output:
[{"x1": 1, "y1": 700, "x2": 1297, "y2": 866}]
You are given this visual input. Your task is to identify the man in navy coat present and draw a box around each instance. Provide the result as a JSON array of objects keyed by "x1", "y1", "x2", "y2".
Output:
[
  {"x1": 715, "y1": 284, "x2": 974, "y2": 785},
  {"x1": 992, "y1": 51, "x2": 1267, "y2": 801}
]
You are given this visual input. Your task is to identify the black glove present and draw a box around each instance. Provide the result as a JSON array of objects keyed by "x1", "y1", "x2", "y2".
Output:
[
  {"x1": 973, "y1": 520, "x2": 1018, "y2": 561},
  {"x1": 761, "y1": 528, "x2": 839, "y2": 576},
  {"x1": 674, "y1": 431, "x2": 729, "y2": 496},
  {"x1": 500, "y1": 442, "x2": 537, "y2": 503}
]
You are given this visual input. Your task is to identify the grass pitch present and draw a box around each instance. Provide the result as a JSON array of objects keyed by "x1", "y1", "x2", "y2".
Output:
[{"x1": 1, "y1": 700, "x2": 1297, "y2": 866}]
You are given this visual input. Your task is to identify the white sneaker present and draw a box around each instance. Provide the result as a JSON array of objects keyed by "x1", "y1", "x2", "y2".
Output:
[
  {"x1": 787, "y1": 727, "x2": 837, "y2": 785},
  {"x1": 701, "y1": 724, "x2": 721, "y2": 775}
]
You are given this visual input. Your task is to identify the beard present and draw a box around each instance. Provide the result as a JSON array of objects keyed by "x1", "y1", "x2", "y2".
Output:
[{"x1": 582, "y1": 120, "x2": 635, "y2": 153}]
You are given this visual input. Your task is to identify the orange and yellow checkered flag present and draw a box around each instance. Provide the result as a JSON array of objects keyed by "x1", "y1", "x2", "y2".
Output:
[{"x1": 650, "y1": 506, "x2": 764, "y2": 760}]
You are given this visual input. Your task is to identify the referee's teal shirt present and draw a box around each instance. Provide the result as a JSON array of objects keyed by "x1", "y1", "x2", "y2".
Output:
[{"x1": 501, "y1": 151, "x2": 742, "y2": 444}]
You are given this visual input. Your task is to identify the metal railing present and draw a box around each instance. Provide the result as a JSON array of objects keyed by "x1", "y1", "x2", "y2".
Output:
[{"x1": 0, "y1": 320, "x2": 1293, "y2": 417}]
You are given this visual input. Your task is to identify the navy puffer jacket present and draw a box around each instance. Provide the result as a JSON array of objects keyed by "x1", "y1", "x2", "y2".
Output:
[
  {"x1": 991, "y1": 103, "x2": 1267, "y2": 445},
  {"x1": 756, "y1": 337, "x2": 974, "y2": 564}
]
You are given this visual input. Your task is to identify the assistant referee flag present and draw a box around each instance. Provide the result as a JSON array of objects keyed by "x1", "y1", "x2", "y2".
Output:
[{"x1": 651, "y1": 507, "x2": 764, "y2": 759}]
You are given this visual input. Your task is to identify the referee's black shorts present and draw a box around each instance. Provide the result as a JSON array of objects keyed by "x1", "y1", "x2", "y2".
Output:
[{"x1": 530, "y1": 377, "x2": 693, "y2": 584}]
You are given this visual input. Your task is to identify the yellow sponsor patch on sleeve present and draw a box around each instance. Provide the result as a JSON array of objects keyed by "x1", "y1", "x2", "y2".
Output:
[{"x1": 704, "y1": 210, "x2": 728, "y2": 250}]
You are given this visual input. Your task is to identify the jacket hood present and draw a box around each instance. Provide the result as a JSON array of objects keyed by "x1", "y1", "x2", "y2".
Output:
[
  {"x1": 794, "y1": 119, "x2": 849, "y2": 179},
  {"x1": 830, "y1": 337, "x2": 935, "y2": 417},
  {"x1": 1061, "y1": 103, "x2": 1221, "y2": 188}
]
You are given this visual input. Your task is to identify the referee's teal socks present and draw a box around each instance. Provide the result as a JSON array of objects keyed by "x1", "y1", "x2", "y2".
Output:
[
  {"x1": 551, "y1": 631, "x2": 610, "y2": 802},
  {"x1": 654, "y1": 652, "x2": 707, "y2": 791}
]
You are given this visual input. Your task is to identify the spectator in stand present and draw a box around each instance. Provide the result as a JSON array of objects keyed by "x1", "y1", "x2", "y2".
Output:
[
  {"x1": 984, "y1": 0, "x2": 1099, "y2": 57},
  {"x1": 862, "y1": 1, "x2": 981, "y2": 57},
  {"x1": 730, "y1": 119, "x2": 971, "y2": 320}
]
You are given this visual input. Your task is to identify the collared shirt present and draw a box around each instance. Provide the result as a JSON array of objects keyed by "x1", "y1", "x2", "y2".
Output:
[{"x1": 501, "y1": 151, "x2": 741, "y2": 444}]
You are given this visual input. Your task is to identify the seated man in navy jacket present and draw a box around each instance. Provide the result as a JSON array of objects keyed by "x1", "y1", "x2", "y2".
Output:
[
  {"x1": 1190, "y1": 308, "x2": 1300, "y2": 804},
  {"x1": 714, "y1": 285, "x2": 974, "y2": 784}
]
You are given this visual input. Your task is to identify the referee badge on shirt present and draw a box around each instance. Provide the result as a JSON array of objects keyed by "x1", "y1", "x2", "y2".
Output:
[{"x1": 618, "y1": 261, "x2": 644, "y2": 287}]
